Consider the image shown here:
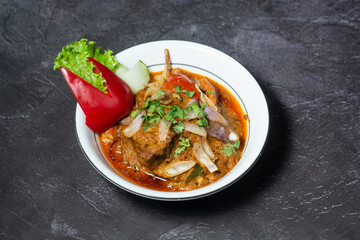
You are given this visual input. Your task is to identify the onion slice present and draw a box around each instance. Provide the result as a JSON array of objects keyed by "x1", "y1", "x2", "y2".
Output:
[
  {"x1": 187, "y1": 111, "x2": 197, "y2": 120},
  {"x1": 196, "y1": 78, "x2": 218, "y2": 105},
  {"x1": 120, "y1": 116, "x2": 133, "y2": 126},
  {"x1": 184, "y1": 98, "x2": 198, "y2": 108},
  {"x1": 154, "y1": 90, "x2": 174, "y2": 105},
  {"x1": 123, "y1": 111, "x2": 145, "y2": 137},
  {"x1": 164, "y1": 160, "x2": 196, "y2": 177},
  {"x1": 145, "y1": 84, "x2": 174, "y2": 105},
  {"x1": 159, "y1": 119, "x2": 171, "y2": 141},
  {"x1": 201, "y1": 137, "x2": 216, "y2": 160},
  {"x1": 144, "y1": 83, "x2": 160, "y2": 98},
  {"x1": 193, "y1": 142, "x2": 218, "y2": 173},
  {"x1": 206, "y1": 121, "x2": 239, "y2": 144},
  {"x1": 195, "y1": 83, "x2": 218, "y2": 111},
  {"x1": 204, "y1": 106, "x2": 228, "y2": 126},
  {"x1": 184, "y1": 122, "x2": 207, "y2": 137}
]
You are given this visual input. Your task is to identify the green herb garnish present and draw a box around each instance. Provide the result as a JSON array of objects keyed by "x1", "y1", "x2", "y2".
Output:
[
  {"x1": 166, "y1": 105, "x2": 188, "y2": 123},
  {"x1": 147, "y1": 114, "x2": 161, "y2": 123},
  {"x1": 142, "y1": 120, "x2": 151, "y2": 131},
  {"x1": 173, "y1": 122, "x2": 185, "y2": 134},
  {"x1": 175, "y1": 86, "x2": 195, "y2": 102},
  {"x1": 175, "y1": 86, "x2": 183, "y2": 102},
  {"x1": 186, "y1": 164, "x2": 203, "y2": 182},
  {"x1": 147, "y1": 100, "x2": 161, "y2": 113},
  {"x1": 130, "y1": 98, "x2": 151, "y2": 117},
  {"x1": 182, "y1": 90, "x2": 195, "y2": 98},
  {"x1": 174, "y1": 137, "x2": 191, "y2": 157},
  {"x1": 130, "y1": 98, "x2": 207, "y2": 133},
  {"x1": 196, "y1": 118, "x2": 209, "y2": 128},
  {"x1": 186, "y1": 102, "x2": 209, "y2": 128},
  {"x1": 131, "y1": 99, "x2": 169, "y2": 130},
  {"x1": 222, "y1": 140, "x2": 240, "y2": 157},
  {"x1": 155, "y1": 90, "x2": 165, "y2": 98},
  {"x1": 208, "y1": 91, "x2": 215, "y2": 95}
]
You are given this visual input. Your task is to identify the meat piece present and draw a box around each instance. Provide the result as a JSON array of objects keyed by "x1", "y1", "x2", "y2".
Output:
[
  {"x1": 152, "y1": 49, "x2": 171, "y2": 88},
  {"x1": 100, "y1": 126, "x2": 118, "y2": 145},
  {"x1": 171, "y1": 68, "x2": 182, "y2": 74},
  {"x1": 111, "y1": 138, "x2": 157, "y2": 179},
  {"x1": 111, "y1": 138, "x2": 151, "y2": 174},
  {"x1": 161, "y1": 49, "x2": 171, "y2": 81},
  {"x1": 131, "y1": 125, "x2": 175, "y2": 167}
]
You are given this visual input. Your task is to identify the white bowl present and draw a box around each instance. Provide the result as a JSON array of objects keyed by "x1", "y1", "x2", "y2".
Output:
[{"x1": 75, "y1": 40, "x2": 269, "y2": 201}]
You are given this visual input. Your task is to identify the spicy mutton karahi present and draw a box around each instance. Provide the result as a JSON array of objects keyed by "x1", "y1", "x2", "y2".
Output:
[{"x1": 99, "y1": 49, "x2": 248, "y2": 191}]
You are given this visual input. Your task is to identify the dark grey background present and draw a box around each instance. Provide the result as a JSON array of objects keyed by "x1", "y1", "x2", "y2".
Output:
[{"x1": 1, "y1": 0, "x2": 359, "y2": 239}]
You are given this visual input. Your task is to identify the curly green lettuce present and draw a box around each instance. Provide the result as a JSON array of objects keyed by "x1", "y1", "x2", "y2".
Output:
[{"x1": 53, "y1": 39, "x2": 119, "y2": 93}]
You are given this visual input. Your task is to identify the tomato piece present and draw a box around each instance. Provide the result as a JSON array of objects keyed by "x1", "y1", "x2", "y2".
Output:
[{"x1": 163, "y1": 73, "x2": 199, "y2": 99}]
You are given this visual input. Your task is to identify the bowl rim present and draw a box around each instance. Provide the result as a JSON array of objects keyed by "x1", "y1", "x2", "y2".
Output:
[{"x1": 75, "y1": 40, "x2": 269, "y2": 201}]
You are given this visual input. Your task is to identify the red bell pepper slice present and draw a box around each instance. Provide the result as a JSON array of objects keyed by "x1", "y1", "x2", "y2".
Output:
[{"x1": 60, "y1": 57, "x2": 134, "y2": 132}]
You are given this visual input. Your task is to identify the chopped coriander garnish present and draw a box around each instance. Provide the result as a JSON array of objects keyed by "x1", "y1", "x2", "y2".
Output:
[
  {"x1": 129, "y1": 111, "x2": 138, "y2": 118},
  {"x1": 156, "y1": 106, "x2": 166, "y2": 120},
  {"x1": 130, "y1": 98, "x2": 151, "y2": 117},
  {"x1": 196, "y1": 118, "x2": 209, "y2": 128},
  {"x1": 130, "y1": 98, "x2": 208, "y2": 133},
  {"x1": 182, "y1": 90, "x2": 195, "y2": 98},
  {"x1": 222, "y1": 140, "x2": 240, "y2": 157},
  {"x1": 175, "y1": 86, "x2": 183, "y2": 102},
  {"x1": 174, "y1": 147, "x2": 184, "y2": 157},
  {"x1": 186, "y1": 164, "x2": 203, "y2": 182},
  {"x1": 155, "y1": 90, "x2": 165, "y2": 98},
  {"x1": 142, "y1": 113, "x2": 161, "y2": 131},
  {"x1": 147, "y1": 114, "x2": 161, "y2": 123},
  {"x1": 131, "y1": 99, "x2": 169, "y2": 130},
  {"x1": 142, "y1": 120, "x2": 151, "y2": 131},
  {"x1": 186, "y1": 102, "x2": 209, "y2": 128},
  {"x1": 179, "y1": 137, "x2": 191, "y2": 147},
  {"x1": 208, "y1": 91, "x2": 215, "y2": 95},
  {"x1": 174, "y1": 137, "x2": 191, "y2": 157},
  {"x1": 166, "y1": 105, "x2": 188, "y2": 123},
  {"x1": 175, "y1": 86, "x2": 195, "y2": 102},
  {"x1": 148, "y1": 100, "x2": 160, "y2": 113},
  {"x1": 173, "y1": 122, "x2": 185, "y2": 134}
]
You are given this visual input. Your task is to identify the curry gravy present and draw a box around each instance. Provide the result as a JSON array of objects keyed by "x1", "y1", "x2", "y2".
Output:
[{"x1": 99, "y1": 70, "x2": 248, "y2": 191}]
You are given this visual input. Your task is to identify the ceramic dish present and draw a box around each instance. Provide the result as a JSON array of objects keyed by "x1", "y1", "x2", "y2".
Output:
[{"x1": 75, "y1": 40, "x2": 269, "y2": 201}]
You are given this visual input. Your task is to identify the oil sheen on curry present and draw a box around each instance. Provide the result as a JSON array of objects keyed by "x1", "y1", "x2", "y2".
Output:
[{"x1": 99, "y1": 50, "x2": 248, "y2": 191}]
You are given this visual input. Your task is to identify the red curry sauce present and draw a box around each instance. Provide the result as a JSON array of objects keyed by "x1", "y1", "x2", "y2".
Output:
[{"x1": 99, "y1": 70, "x2": 248, "y2": 191}]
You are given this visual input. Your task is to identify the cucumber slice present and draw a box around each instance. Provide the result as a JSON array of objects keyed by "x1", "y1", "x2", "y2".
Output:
[
  {"x1": 114, "y1": 64, "x2": 129, "y2": 76},
  {"x1": 117, "y1": 60, "x2": 150, "y2": 94}
]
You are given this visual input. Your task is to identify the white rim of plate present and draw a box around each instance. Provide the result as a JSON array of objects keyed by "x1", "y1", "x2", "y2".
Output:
[{"x1": 75, "y1": 40, "x2": 269, "y2": 201}]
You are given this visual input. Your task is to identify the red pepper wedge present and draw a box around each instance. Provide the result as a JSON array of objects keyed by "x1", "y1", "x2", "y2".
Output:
[{"x1": 60, "y1": 57, "x2": 134, "y2": 132}]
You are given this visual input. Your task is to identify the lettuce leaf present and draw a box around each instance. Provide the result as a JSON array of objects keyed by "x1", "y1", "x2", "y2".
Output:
[{"x1": 53, "y1": 39, "x2": 119, "y2": 93}]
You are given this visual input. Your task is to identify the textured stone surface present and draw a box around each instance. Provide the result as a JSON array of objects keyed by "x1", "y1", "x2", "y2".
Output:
[{"x1": 1, "y1": 0, "x2": 359, "y2": 239}]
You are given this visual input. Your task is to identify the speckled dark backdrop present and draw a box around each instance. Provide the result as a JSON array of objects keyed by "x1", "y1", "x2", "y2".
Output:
[{"x1": 0, "y1": 0, "x2": 359, "y2": 239}]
